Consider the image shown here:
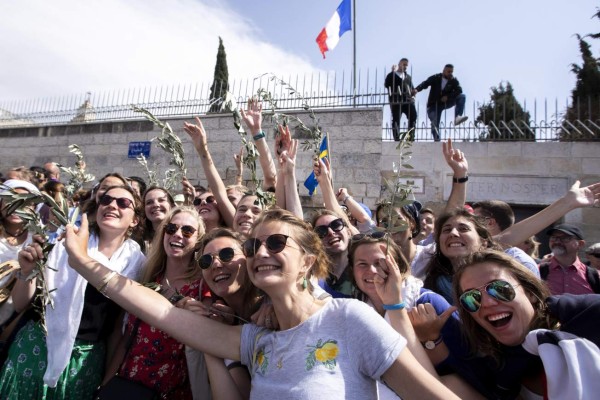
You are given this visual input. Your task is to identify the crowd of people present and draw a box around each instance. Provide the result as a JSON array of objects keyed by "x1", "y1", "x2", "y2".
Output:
[{"x1": 0, "y1": 99, "x2": 599, "y2": 399}]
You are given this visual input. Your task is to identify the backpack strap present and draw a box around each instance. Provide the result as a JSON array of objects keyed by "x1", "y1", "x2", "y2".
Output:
[
  {"x1": 585, "y1": 266, "x2": 600, "y2": 294},
  {"x1": 539, "y1": 263, "x2": 550, "y2": 281}
]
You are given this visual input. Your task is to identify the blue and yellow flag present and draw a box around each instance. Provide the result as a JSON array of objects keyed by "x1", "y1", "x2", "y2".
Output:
[{"x1": 304, "y1": 136, "x2": 329, "y2": 196}]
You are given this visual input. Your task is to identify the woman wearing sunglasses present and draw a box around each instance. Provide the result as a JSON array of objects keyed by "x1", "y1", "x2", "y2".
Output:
[
  {"x1": 1, "y1": 185, "x2": 146, "y2": 399},
  {"x1": 424, "y1": 209, "x2": 540, "y2": 304},
  {"x1": 348, "y1": 231, "x2": 476, "y2": 400},
  {"x1": 62, "y1": 207, "x2": 461, "y2": 399},
  {"x1": 141, "y1": 186, "x2": 175, "y2": 250},
  {"x1": 189, "y1": 228, "x2": 262, "y2": 399},
  {"x1": 451, "y1": 250, "x2": 600, "y2": 399},
  {"x1": 101, "y1": 206, "x2": 206, "y2": 399}
]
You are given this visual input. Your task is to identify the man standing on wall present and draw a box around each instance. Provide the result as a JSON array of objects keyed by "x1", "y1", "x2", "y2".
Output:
[
  {"x1": 413, "y1": 64, "x2": 468, "y2": 141},
  {"x1": 384, "y1": 58, "x2": 417, "y2": 141}
]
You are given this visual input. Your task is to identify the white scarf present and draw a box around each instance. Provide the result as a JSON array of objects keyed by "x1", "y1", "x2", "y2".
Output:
[{"x1": 43, "y1": 233, "x2": 145, "y2": 387}]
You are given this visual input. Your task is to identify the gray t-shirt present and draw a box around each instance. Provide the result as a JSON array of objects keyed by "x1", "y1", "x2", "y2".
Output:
[{"x1": 240, "y1": 298, "x2": 406, "y2": 399}]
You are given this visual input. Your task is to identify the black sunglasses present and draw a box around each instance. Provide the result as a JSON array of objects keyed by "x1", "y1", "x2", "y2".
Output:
[
  {"x1": 193, "y1": 196, "x2": 216, "y2": 206},
  {"x1": 314, "y1": 218, "x2": 345, "y2": 239},
  {"x1": 459, "y1": 280, "x2": 520, "y2": 313},
  {"x1": 351, "y1": 231, "x2": 387, "y2": 242},
  {"x1": 99, "y1": 194, "x2": 134, "y2": 210},
  {"x1": 199, "y1": 247, "x2": 236, "y2": 269},
  {"x1": 242, "y1": 234, "x2": 293, "y2": 257},
  {"x1": 164, "y1": 223, "x2": 197, "y2": 239},
  {"x1": 587, "y1": 253, "x2": 600, "y2": 258}
]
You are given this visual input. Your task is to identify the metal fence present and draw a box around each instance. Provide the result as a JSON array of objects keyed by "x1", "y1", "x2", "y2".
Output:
[{"x1": 0, "y1": 69, "x2": 598, "y2": 142}]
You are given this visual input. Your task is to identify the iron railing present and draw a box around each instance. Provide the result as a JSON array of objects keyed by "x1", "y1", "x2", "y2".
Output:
[{"x1": 0, "y1": 70, "x2": 598, "y2": 141}]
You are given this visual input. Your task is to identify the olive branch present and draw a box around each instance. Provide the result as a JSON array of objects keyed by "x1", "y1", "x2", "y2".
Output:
[
  {"x1": 132, "y1": 106, "x2": 187, "y2": 192},
  {"x1": 0, "y1": 186, "x2": 78, "y2": 334},
  {"x1": 57, "y1": 144, "x2": 95, "y2": 198}
]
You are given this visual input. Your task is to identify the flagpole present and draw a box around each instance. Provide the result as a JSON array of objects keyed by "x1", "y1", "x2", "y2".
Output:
[
  {"x1": 352, "y1": 0, "x2": 356, "y2": 107},
  {"x1": 326, "y1": 132, "x2": 334, "y2": 188}
]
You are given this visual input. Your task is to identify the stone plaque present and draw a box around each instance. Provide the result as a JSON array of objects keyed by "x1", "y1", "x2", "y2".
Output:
[{"x1": 444, "y1": 175, "x2": 569, "y2": 205}]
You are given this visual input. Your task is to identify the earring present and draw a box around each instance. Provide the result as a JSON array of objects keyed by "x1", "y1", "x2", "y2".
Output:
[{"x1": 302, "y1": 277, "x2": 308, "y2": 289}]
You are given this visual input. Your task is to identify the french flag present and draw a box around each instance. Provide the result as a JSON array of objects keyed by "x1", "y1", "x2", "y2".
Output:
[{"x1": 316, "y1": 0, "x2": 352, "y2": 59}]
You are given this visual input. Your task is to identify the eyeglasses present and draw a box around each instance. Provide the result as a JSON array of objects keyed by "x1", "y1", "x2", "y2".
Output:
[
  {"x1": 549, "y1": 235, "x2": 575, "y2": 244},
  {"x1": 193, "y1": 196, "x2": 216, "y2": 206},
  {"x1": 351, "y1": 231, "x2": 387, "y2": 242},
  {"x1": 99, "y1": 194, "x2": 134, "y2": 210},
  {"x1": 459, "y1": 280, "x2": 520, "y2": 313},
  {"x1": 199, "y1": 247, "x2": 236, "y2": 269},
  {"x1": 242, "y1": 234, "x2": 295, "y2": 257},
  {"x1": 164, "y1": 223, "x2": 197, "y2": 239},
  {"x1": 314, "y1": 218, "x2": 345, "y2": 239}
]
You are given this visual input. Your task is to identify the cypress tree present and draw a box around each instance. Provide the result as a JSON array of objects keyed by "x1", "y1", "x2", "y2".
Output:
[{"x1": 209, "y1": 37, "x2": 229, "y2": 113}]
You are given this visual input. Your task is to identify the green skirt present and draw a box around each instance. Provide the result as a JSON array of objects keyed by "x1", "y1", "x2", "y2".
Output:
[{"x1": 0, "y1": 320, "x2": 105, "y2": 400}]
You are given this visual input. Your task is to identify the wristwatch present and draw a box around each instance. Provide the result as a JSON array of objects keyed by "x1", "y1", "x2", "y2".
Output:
[{"x1": 423, "y1": 336, "x2": 443, "y2": 350}]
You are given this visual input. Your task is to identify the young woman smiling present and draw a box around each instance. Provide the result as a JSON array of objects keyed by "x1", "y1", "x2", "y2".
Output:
[
  {"x1": 452, "y1": 250, "x2": 600, "y2": 399},
  {"x1": 62, "y1": 208, "x2": 461, "y2": 399},
  {"x1": 0, "y1": 185, "x2": 146, "y2": 399},
  {"x1": 101, "y1": 207, "x2": 206, "y2": 399}
]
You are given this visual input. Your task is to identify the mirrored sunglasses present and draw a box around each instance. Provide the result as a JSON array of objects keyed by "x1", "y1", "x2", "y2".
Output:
[
  {"x1": 193, "y1": 196, "x2": 216, "y2": 206},
  {"x1": 242, "y1": 234, "x2": 290, "y2": 257},
  {"x1": 164, "y1": 223, "x2": 197, "y2": 239},
  {"x1": 459, "y1": 279, "x2": 519, "y2": 313},
  {"x1": 198, "y1": 247, "x2": 236, "y2": 269},
  {"x1": 99, "y1": 194, "x2": 134, "y2": 210},
  {"x1": 314, "y1": 218, "x2": 345, "y2": 239}
]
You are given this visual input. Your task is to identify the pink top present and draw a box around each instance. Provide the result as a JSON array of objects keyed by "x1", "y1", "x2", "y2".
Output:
[{"x1": 545, "y1": 257, "x2": 594, "y2": 296}]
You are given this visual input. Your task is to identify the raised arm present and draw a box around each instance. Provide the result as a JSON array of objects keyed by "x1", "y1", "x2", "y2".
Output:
[
  {"x1": 240, "y1": 99, "x2": 277, "y2": 190},
  {"x1": 336, "y1": 187, "x2": 373, "y2": 225},
  {"x1": 276, "y1": 125, "x2": 303, "y2": 218},
  {"x1": 63, "y1": 214, "x2": 242, "y2": 360},
  {"x1": 495, "y1": 180, "x2": 600, "y2": 246},
  {"x1": 443, "y1": 139, "x2": 469, "y2": 212},
  {"x1": 183, "y1": 117, "x2": 236, "y2": 227},
  {"x1": 233, "y1": 147, "x2": 244, "y2": 186},
  {"x1": 314, "y1": 157, "x2": 358, "y2": 235}
]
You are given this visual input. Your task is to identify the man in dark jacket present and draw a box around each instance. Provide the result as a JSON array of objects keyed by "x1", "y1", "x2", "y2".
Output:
[
  {"x1": 384, "y1": 58, "x2": 417, "y2": 141},
  {"x1": 413, "y1": 64, "x2": 467, "y2": 141}
]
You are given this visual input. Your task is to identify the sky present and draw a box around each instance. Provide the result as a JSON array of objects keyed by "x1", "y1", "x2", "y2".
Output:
[{"x1": 1, "y1": 0, "x2": 598, "y2": 120}]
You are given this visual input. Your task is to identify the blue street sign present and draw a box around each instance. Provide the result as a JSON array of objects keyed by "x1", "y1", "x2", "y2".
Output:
[{"x1": 128, "y1": 141, "x2": 151, "y2": 159}]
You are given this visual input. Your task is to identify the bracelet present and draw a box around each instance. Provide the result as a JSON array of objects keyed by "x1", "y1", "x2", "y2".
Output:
[
  {"x1": 382, "y1": 302, "x2": 407, "y2": 310},
  {"x1": 342, "y1": 195, "x2": 351, "y2": 204},
  {"x1": 16, "y1": 269, "x2": 37, "y2": 281},
  {"x1": 452, "y1": 175, "x2": 469, "y2": 183},
  {"x1": 253, "y1": 131, "x2": 266, "y2": 141},
  {"x1": 97, "y1": 271, "x2": 119, "y2": 298}
]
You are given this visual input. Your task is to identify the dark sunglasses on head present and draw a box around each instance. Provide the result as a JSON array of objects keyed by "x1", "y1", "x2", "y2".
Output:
[
  {"x1": 164, "y1": 223, "x2": 197, "y2": 239},
  {"x1": 99, "y1": 194, "x2": 134, "y2": 210},
  {"x1": 199, "y1": 247, "x2": 236, "y2": 269},
  {"x1": 193, "y1": 196, "x2": 216, "y2": 206},
  {"x1": 351, "y1": 231, "x2": 387, "y2": 242},
  {"x1": 314, "y1": 218, "x2": 345, "y2": 239},
  {"x1": 242, "y1": 234, "x2": 292, "y2": 257},
  {"x1": 459, "y1": 279, "x2": 519, "y2": 313}
]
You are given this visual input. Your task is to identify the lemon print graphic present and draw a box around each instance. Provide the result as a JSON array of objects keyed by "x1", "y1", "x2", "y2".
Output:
[{"x1": 306, "y1": 339, "x2": 339, "y2": 371}]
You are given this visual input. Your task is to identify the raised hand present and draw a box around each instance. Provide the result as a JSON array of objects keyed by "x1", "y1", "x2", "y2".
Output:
[
  {"x1": 181, "y1": 177, "x2": 196, "y2": 206},
  {"x1": 313, "y1": 157, "x2": 332, "y2": 184},
  {"x1": 18, "y1": 235, "x2": 45, "y2": 276},
  {"x1": 240, "y1": 99, "x2": 263, "y2": 135},
  {"x1": 408, "y1": 303, "x2": 456, "y2": 342},
  {"x1": 373, "y1": 244, "x2": 404, "y2": 306},
  {"x1": 336, "y1": 187, "x2": 350, "y2": 203},
  {"x1": 276, "y1": 124, "x2": 292, "y2": 156},
  {"x1": 64, "y1": 213, "x2": 90, "y2": 264},
  {"x1": 564, "y1": 180, "x2": 600, "y2": 209},
  {"x1": 183, "y1": 117, "x2": 208, "y2": 149},
  {"x1": 443, "y1": 138, "x2": 468, "y2": 176},
  {"x1": 279, "y1": 139, "x2": 298, "y2": 176}
]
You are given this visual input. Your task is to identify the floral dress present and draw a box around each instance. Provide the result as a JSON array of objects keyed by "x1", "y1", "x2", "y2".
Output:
[{"x1": 118, "y1": 278, "x2": 209, "y2": 399}]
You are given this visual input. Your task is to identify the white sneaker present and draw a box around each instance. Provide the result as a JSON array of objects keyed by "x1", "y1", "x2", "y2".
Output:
[{"x1": 454, "y1": 116, "x2": 468, "y2": 126}]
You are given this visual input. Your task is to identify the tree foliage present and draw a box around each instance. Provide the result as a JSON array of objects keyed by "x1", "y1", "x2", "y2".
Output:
[
  {"x1": 476, "y1": 81, "x2": 534, "y2": 141},
  {"x1": 561, "y1": 8, "x2": 600, "y2": 140},
  {"x1": 209, "y1": 37, "x2": 229, "y2": 113}
]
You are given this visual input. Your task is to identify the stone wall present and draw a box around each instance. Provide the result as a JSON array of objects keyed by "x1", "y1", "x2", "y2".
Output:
[{"x1": 1, "y1": 107, "x2": 599, "y2": 243}]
